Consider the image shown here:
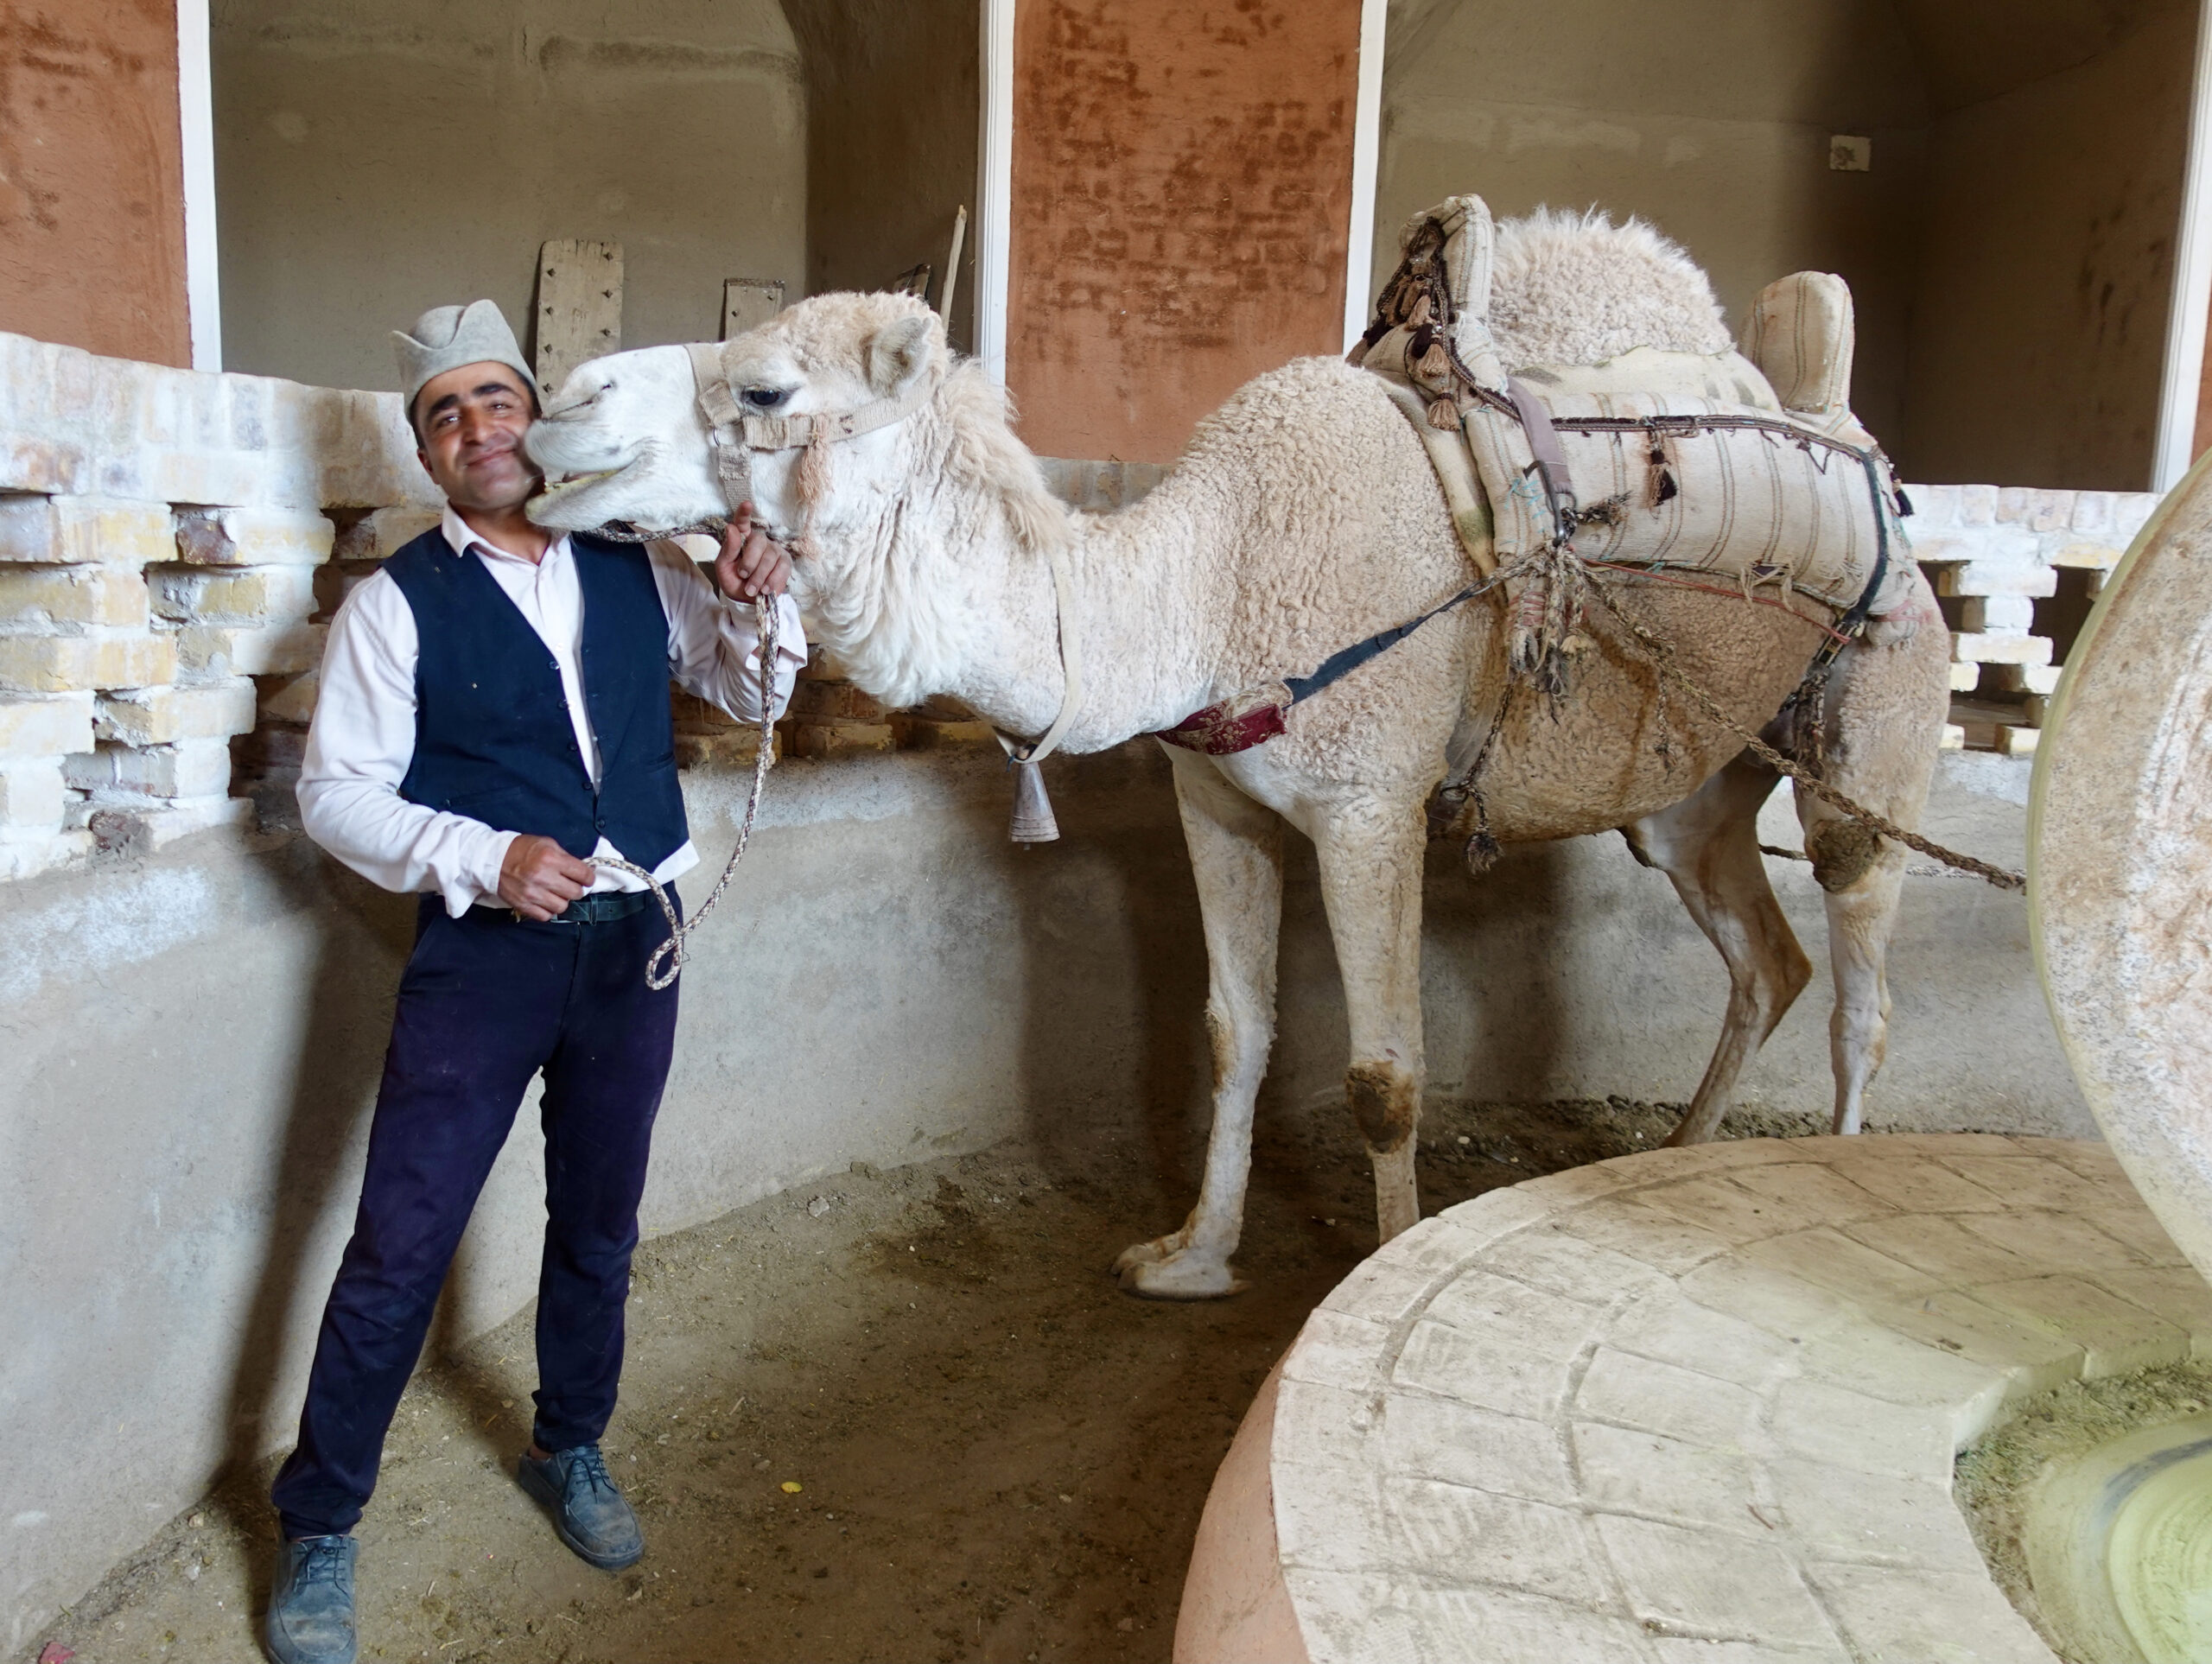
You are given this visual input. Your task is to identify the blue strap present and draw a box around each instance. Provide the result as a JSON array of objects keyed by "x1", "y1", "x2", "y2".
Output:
[{"x1": 1283, "y1": 580, "x2": 1494, "y2": 706}]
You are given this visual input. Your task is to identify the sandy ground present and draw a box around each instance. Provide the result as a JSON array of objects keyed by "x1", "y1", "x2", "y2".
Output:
[{"x1": 38, "y1": 1095, "x2": 1830, "y2": 1664}]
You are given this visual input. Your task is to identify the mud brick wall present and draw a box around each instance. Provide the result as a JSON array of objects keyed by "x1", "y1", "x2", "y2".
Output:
[{"x1": 0, "y1": 332, "x2": 435, "y2": 880}]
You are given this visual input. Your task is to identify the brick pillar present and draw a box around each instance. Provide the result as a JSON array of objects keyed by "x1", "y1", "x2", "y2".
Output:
[
  {"x1": 1004, "y1": 0, "x2": 1364, "y2": 464},
  {"x1": 0, "y1": 0, "x2": 193, "y2": 365}
]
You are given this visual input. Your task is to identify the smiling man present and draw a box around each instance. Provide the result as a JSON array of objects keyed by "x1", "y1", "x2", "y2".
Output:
[{"x1": 260, "y1": 301, "x2": 804, "y2": 1664}]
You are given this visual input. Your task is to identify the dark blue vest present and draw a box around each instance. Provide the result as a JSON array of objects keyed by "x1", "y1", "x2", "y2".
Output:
[{"x1": 383, "y1": 528, "x2": 687, "y2": 870}]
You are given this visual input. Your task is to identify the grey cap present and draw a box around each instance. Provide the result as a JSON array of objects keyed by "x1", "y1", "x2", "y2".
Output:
[{"x1": 393, "y1": 299, "x2": 537, "y2": 416}]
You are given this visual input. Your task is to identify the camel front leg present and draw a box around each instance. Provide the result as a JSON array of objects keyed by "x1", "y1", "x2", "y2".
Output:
[
  {"x1": 1311, "y1": 796, "x2": 1429, "y2": 1243},
  {"x1": 1115, "y1": 749, "x2": 1285, "y2": 1299}
]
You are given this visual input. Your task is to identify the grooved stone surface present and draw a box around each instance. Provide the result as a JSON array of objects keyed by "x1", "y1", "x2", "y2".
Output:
[{"x1": 1261, "y1": 1135, "x2": 2203, "y2": 1663}]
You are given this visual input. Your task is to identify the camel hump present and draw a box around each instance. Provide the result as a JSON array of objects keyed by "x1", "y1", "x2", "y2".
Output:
[{"x1": 1740, "y1": 270, "x2": 1856, "y2": 416}]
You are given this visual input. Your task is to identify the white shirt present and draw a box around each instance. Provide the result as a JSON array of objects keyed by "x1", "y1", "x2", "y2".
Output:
[{"x1": 299, "y1": 506, "x2": 805, "y2": 916}]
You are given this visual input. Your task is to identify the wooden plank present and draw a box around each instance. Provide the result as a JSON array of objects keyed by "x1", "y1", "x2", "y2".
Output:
[
  {"x1": 533, "y1": 238, "x2": 623, "y2": 397},
  {"x1": 721, "y1": 278, "x2": 785, "y2": 340}
]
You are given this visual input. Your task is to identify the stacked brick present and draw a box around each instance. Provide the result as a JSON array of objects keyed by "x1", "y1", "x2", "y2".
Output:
[
  {"x1": 1903, "y1": 482, "x2": 2160, "y2": 756},
  {"x1": 0, "y1": 331, "x2": 432, "y2": 879}
]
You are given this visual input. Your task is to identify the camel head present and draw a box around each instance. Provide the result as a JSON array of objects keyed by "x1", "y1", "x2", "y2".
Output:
[
  {"x1": 525, "y1": 291, "x2": 1070, "y2": 711},
  {"x1": 524, "y1": 291, "x2": 947, "y2": 544}
]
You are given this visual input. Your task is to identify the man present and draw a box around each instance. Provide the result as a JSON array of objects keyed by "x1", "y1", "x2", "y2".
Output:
[{"x1": 262, "y1": 301, "x2": 804, "y2": 1664}]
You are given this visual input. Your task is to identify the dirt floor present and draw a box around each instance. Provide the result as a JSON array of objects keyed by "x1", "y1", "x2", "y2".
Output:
[{"x1": 37, "y1": 1096, "x2": 1834, "y2": 1664}]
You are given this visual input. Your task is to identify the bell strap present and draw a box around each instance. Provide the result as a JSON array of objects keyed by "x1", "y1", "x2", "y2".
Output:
[{"x1": 995, "y1": 531, "x2": 1086, "y2": 765}]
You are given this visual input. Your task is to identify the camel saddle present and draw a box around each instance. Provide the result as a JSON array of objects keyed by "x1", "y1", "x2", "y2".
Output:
[{"x1": 1154, "y1": 196, "x2": 1915, "y2": 755}]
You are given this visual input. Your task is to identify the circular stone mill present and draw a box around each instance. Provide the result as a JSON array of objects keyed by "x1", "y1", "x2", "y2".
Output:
[{"x1": 1169, "y1": 457, "x2": 2212, "y2": 1664}]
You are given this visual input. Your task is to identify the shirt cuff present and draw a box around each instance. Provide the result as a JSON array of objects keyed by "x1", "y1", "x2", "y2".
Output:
[{"x1": 447, "y1": 827, "x2": 520, "y2": 917}]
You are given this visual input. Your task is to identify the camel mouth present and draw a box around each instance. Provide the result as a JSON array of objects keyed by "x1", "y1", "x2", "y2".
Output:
[{"x1": 527, "y1": 466, "x2": 629, "y2": 529}]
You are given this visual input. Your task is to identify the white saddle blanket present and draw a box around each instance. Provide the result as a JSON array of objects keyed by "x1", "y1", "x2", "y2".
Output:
[{"x1": 1358, "y1": 194, "x2": 1915, "y2": 622}]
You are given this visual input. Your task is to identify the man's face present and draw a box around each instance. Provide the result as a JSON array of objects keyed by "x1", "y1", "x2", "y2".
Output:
[{"x1": 414, "y1": 364, "x2": 540, "y2": 511}]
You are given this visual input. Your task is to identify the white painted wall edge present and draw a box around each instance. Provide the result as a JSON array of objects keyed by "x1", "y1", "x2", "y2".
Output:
[
  {"x1": 974, "y1": 0, "x2": 1015, "y2": 384},
  {"x1": 175, "y1": 0, "x2": 221, "y2": 372},
  {"x1": 2153, "y1": 0, "x2": 2212, "y2": 489},
  {"x1": 1343, "y1": 0, "x2": 1388, "y2": 351}
]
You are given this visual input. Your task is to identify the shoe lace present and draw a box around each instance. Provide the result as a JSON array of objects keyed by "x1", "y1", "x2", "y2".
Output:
[
  {"x1": 295, "y1": 1538, "x2": 352, "y2": 1587},
  {"x1": 565, "y1": 1445, "x2": 619, "y2": 1500}
]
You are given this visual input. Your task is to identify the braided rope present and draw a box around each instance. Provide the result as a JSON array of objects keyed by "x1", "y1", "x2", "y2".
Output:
[
  {"x1": 581, "y1": 518, "x2": 784, "y2": 988},
  {"x1": 589, "y1": 592, "x2": 782, "y2": 988},
  {"x1": 1582, "y1": 581, "x2": 2024, "y2": 892}
]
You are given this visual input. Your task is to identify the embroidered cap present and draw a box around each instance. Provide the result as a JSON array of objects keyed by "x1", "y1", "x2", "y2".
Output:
[{"x1": 393, "y1": 300, "x2": 536, "y2": 420}]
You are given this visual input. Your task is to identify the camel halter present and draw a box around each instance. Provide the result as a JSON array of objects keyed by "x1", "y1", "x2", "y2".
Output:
[
  {"x1": 682, "y1": 340, "x2": 1085, "y2": 845},
  {"x1": 569, "y1": 341, "x2": 931, "y2": 988}
]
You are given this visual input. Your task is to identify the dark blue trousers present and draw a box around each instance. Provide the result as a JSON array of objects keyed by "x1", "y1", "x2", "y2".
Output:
[{"x1": 270, "y1": 892, "x2": 680, "y2": 1540}]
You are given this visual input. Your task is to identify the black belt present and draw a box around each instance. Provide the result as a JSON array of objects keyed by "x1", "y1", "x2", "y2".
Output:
[{"x1": 470, "y1": 890, "x2": 654, "y2": 926}]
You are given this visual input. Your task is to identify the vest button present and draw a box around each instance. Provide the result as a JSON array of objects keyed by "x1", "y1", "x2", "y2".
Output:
[{"x1": 594, "y1": 815, "x2": 606, "y2": 831}]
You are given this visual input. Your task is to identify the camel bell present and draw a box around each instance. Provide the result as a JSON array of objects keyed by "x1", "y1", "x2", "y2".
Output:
[{"x1": 1008, "y1": 756, "x2": 1060, "y2": 843}]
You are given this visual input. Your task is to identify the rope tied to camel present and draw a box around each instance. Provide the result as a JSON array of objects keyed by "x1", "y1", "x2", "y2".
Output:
[
  {"x1": 1576, "y1": 580, "x2": 2026, "y2": 891},
  {"x1": 1354, "y1": 208, "x2": 2023, "y2": 893},
  {"x1": 582, "y1": 518, "x2": 785, "y2": 988}
]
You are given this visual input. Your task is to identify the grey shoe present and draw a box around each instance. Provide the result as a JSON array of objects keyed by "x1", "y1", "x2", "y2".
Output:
[
  {"x1": 518, "y1": 1444, "x2": 644, "y2": 1570},
  {"x1": 264, "y1": 1534, "x2": 357, "y2": 1664}
]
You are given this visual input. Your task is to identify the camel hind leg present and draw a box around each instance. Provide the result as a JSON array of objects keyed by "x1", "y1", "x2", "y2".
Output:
[
  {"x1": 1115, "y1": 747, "x2": 1285, "y2": 1299},
  {"x1": 1308, "y1": 794, "x2": 1430, "y2": 1242},
  {"x1": 1796, "y1": 590, "x2": 1951, "y2": 1134},
  {"x1": 1625, "y1": 753, "x2": 1814, "y2": 1146}
]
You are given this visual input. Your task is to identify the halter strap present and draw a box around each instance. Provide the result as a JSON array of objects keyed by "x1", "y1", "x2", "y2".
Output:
[
  {"x1": 684, "y1": 340, "x2": 936, "y2": 454},
  {"x1": 683, "y1": 336, "x2": 1086, "y2": 771}
]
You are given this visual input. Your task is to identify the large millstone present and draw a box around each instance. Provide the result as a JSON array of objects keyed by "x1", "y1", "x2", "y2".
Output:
[{"x1": 2032, "y1": 455, "x2": 2212, "y2": 1286}]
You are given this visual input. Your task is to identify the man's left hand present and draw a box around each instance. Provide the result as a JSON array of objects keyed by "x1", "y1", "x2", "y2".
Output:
[{"x1": 715, "y1": 505, "x2": 791, "y2": 602}]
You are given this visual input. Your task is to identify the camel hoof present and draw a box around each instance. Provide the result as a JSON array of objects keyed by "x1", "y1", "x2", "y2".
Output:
[
  {"x1": 1111, "y1": 1235, "x2": 1180, "y2": 1276},
  {"x1": 1117, "y1": 1252, "x2": 1247, "y2": 1301}
]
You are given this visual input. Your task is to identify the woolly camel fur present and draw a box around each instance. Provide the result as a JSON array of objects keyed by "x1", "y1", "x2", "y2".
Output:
[{"x1": 524, "y1": 223, "x2": 1948, "y2": 1299}]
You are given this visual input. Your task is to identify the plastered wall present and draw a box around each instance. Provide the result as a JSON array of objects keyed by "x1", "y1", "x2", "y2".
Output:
[
  {"x1": 0, "y1": 0, "x2": 192, "y2": 365},
  {"x1": 1376, "y1": 0, "x2": 2197, "y2": 491},
  {"x1": 210, "y1": 0, "x2": 808, "y2": 391},
  {"x1": 783, "y1": 0, "x2": 979, "y2": 352},
  {"x1": 1900, "y1": 0, "x2": 2197, "y2": 491}
]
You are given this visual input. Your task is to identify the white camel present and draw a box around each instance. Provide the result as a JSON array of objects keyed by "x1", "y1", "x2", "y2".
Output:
[{"x1": 524, "y1": 214, "x2": 1949, "y2": 1299}]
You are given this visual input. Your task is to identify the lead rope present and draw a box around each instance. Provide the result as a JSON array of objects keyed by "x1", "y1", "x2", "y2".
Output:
[
  {"x1": 591, "y1": 592, "x2": 780, "y2": 988},
  {"x1": 581, "y1": 518, "x2": 785, "y2": 988}
]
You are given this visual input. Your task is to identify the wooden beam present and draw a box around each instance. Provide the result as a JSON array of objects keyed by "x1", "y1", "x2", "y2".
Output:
[
  {"x1": 721, "y1": 278, "x2": 785, "y2": 341},
  {"x1": 533, "y1": 238, "x2": 623, "y2": 397}
]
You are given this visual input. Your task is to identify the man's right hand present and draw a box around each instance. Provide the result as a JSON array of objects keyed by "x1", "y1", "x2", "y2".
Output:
[{"x1": 498, "y1": 835, "x2": 598, "y2": 920}]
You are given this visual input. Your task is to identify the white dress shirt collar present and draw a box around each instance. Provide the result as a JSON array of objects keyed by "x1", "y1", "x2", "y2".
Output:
[{"x1": 440, "y1": 503, "x2": 570, "y2": 568}]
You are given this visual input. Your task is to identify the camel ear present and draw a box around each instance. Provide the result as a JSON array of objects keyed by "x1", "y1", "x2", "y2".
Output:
[{"x1": 864, "y1": 313, "x2": 934, "y2": 397}]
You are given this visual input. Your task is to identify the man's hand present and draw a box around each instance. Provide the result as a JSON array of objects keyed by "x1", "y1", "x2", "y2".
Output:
[
  {"x1": 499, "y1": 834, "x2": 597, "y2": 921},
  {"x1": 715, "y1": 504, "x2": 792, "y2": 602}
]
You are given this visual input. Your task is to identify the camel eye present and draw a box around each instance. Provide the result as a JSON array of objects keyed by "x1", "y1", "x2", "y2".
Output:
[{"x1": 742, "y1": 387, "x2": 792, "y2": 410}]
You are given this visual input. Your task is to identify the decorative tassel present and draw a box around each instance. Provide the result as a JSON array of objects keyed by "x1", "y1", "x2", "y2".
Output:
[
  {"x1": 1407, "y1": 291, "x2": 1433, "y2": 328},
  {"x1": 1462, "y1": 793, "x2": 1500, "y2": 878},
  {"x1": 1463, "y1": 824, "x2": 1502, "y2": 878},
  {"x1": 1416, "y1": 342, "x2": 1452, "y2": 385},
  {"x1": 1008, "y1": 756, "x2": 1060, "y2": 843},
  {"x1": 1646, "y1": 439, "x2": 1676, "y2": 509},
  {"x1": 1427, "y1": 397, "x2": 1461, "y2": 432}
]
